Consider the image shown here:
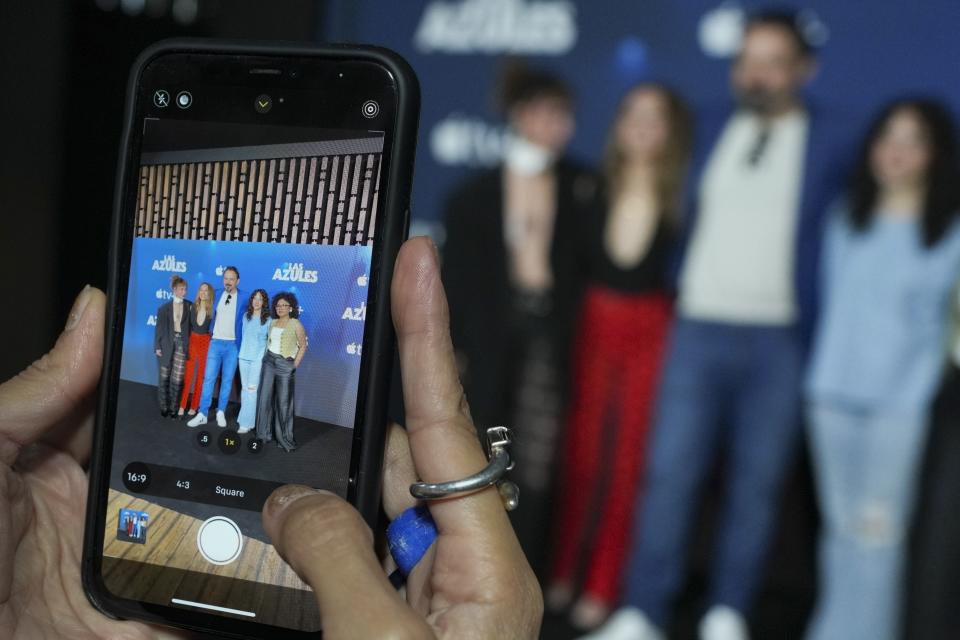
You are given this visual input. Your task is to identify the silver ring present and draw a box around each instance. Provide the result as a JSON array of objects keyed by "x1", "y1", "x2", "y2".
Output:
[{"x1": 410, "y1": 426, "x2": 520, "y2": 511}]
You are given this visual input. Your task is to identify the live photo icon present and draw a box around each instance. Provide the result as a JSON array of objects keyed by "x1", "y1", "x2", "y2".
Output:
[{"x1": 117, "y1": 508, "x2": 150, "y2": 545}]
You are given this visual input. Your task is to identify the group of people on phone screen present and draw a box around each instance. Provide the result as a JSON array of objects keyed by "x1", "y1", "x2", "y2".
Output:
[
  {"x1": 442, "y1": 9, "x2": 960, "y2": 640},
  {"x1": 154, "y1": 265, "x2": 307, "y2": 452}
]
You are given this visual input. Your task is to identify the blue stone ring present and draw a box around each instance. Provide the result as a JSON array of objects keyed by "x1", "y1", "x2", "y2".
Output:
[{"x1": 387, "y1": 426, "x2": 519, "y2": 586}]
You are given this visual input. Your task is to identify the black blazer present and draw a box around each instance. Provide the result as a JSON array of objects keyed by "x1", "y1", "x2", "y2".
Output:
[
  {"x1": 154, "y1": 300, "x2": 192, "y2": 367},
  {"x1": 441, "y1": 159, "x2": 599, "y2": 429}
]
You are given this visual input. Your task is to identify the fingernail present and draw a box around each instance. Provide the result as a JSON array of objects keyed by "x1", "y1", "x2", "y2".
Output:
[
  {"x1": 264, "y1": 484, "x2": 322, "y2": 519},
  {"x1": 65, "y1": 285, "x2": 93, "y2": 332},
  {"x1": 425, "y1": 236, "x2": 440, "y2": 267}
]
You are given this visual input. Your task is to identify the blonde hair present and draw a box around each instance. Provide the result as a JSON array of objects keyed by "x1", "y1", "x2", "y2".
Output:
[
  {"x1": 603, "y1": 84, "x2": 692, "y2": 225},
  {"x1": 194, "y1": 282, "x2": 214, "y2": 317}
]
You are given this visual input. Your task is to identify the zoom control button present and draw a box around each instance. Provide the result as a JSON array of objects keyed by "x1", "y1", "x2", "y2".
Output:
[{"x1": 218, "y1": 430, "x2": 241, "y2": 454}]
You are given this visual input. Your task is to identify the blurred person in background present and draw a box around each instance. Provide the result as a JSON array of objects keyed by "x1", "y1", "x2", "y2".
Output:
[
  {"x1": 441, "y1": 62, "x2": 598, "y2": 577},
  {"x1": 804, "y1": 99, "x2": 960, "y2": 640},
  {"x1": 590, "y1": 11, "x2": 854, "y2": 640},
  {"x1": 545, "y1": 84, "x2": 691, "y2": 630},
  {"x1": 904, "y1": 279, "x2": 960, "y2": 640}
]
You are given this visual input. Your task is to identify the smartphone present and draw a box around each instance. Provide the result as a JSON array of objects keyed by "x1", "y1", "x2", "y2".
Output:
[{"x1": 81, "y1": 40, "x2": 419, "y2": 638}]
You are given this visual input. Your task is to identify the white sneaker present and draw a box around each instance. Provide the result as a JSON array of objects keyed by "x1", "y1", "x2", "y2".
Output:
[
  {"x1": 216, "y1": 411, "x2": 227, "y2": 427},
  {"x1": 577, "y1": 607, "x2": 664, "y2": 640},
  {"x1": 186, "y1": 413, "x2": 207, "y2": 428},
  {"x1": 237, "y1": 426, "x2": 253, "y2": 434},
  {"x1": 570, "y1": 596, "x2": 611, "y2": 630},
  {"x1": 545, "y1": 582, "x2": 574, "y2": 612},
  {"x1": 700, "y1": 606, "x2": 749, "y2": 640}
]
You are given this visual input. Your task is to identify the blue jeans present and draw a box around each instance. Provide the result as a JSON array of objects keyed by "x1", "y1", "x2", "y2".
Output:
[
  {"x1": 237, "y1": 357, "x2": 263, "y2": 429},
  {"x1": 622, "y1": 318, "x2": 803, "y2": 626},
  {"x1": 197, "y1": 338, "x2": 239, "y2": 414},
  {"x1": 805, "y1": 402, "x2": 929, "y2": 640}
]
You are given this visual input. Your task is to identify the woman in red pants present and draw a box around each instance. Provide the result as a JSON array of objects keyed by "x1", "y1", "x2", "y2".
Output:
[
  {"x1": 177, "y1": 282, "x2": 213, "y2": 417},
  {"x1": 547, "y1": 84, "x2": 691, "y2": 629}
]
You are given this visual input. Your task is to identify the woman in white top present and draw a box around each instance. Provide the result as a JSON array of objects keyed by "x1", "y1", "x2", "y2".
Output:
[{"x1": 255, "y1": 291, "x2": 307, "y2": 451}]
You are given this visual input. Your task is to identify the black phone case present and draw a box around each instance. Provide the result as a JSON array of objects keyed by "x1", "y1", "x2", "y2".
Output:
[{"x1": 81, "y1": 38, "x2": 419, "y2": 639}]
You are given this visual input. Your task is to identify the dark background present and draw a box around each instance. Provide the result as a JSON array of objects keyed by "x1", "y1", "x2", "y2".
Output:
[
  {"x1": 2, "y1": 2, "x2": 957, "y2": 639},
  {"x1": 0, "y1": 1, "x2": 325, "y2": 381},
  {"x1": 7, "y1": 0, "x2": 960, "y2": 382}
]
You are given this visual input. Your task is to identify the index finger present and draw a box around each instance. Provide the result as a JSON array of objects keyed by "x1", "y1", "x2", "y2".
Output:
[{"x1": 390, "y1": 237, "x2": 512, "y2": 536}]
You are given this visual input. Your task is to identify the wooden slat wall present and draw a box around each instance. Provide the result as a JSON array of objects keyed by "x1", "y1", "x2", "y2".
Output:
[{"x1": 135, "y1": 153, "x2": 382, "y2": 246}]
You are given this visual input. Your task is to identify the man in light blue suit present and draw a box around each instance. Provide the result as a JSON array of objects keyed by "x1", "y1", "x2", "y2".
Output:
[{"x1": 187, "y1": 266, "x2": 244, "y2": 428}]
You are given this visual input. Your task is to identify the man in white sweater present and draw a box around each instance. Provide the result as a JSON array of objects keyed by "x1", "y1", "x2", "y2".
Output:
[{"x1": 587, "y1": 10, "x2": 853, "y2": 640}]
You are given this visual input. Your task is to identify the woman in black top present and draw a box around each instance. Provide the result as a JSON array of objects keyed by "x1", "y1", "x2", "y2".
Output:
[
  {"x1": 177, "y1": 281, "x2": 213, "y2": 417},
  {"x1": 546, "y1": 84, "x2": 692, "y2": 629},
  {"x1": 441, "y1": 64, "x2": 599, "y2": 577}
]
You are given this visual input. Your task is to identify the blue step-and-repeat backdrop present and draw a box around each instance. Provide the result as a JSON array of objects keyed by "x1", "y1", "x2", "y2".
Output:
[
  {"x1": 121, "y1": 238, "x2": 372, "y2": 429},
  {"x1": 324, "y1": 0, "x2": 960, "y2": 237}
]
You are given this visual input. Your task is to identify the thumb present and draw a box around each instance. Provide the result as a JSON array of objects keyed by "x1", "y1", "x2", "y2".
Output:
[
  {"x1": 0, "y1": 286, "x2": 105, "y2": 466},
  {"x1": 262, "y1": 485, "x2": 433, "y2": 639}
]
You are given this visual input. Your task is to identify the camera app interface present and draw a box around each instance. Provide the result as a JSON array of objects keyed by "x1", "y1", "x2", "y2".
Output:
[{"x1": 102, "y1": 117, "x2": 384, "y2": 631}]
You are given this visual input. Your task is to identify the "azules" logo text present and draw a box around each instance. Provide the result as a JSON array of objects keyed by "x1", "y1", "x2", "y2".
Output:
[
  {"x1": 273, "y1": 262, "x2": 319, "y2": 283},
  {"x1": 414, "y1": 0, "x2": 577, "y2": 55},
  {"x1": 342, "y1": 302, "x2": 367, "y2": 321},
  {"x1": 152, "y1": 255, "x2": 187, "y2": 272}
]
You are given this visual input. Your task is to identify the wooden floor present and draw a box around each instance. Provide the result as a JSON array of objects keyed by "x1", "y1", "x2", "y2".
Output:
[{"x1": 103, "y1": 489, "x2": 307, "y2": 590}]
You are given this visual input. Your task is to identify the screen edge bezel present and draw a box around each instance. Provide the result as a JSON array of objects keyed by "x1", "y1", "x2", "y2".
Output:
[{"x1": 81, "y1": 38, "x2": 419, "y2": 639}]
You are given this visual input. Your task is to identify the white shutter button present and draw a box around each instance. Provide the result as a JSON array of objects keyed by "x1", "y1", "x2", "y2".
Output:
[{"x1": 197, "y1": 516, "x2": 243, "y2": 565}]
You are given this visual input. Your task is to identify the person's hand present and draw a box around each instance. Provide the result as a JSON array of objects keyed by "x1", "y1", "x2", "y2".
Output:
[
  {"x1": 0, "y1": 286, "x2": 182, "y2": 639},
  {"x1": 262, "y1": 237, "x2": 543, "y2": 639},
  {"x1": 155, "y1": 349, "x2": 162, "y2": 357},
  {"x1": 0, "y1": 237, "x2": 542, "y2": 639}
]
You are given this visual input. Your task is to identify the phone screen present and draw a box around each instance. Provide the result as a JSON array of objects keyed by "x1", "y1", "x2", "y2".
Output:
[{"x1": 95, "y1": 52, "x2": 398, "y2": 633}]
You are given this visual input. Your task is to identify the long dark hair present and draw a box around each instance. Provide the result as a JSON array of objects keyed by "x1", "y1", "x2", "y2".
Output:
[
  {"x1": 270, "y1": 292, "x2": 300, "y2": 319},
  {"x1": 603, "y1": 83, "x2": 692, "y2": 226},
  {"x1": 848, "y1": 98, "x2": 960, "y2": 247},
  {"x1": 245, "y1": 289, "x2": 271, "y2": 324}
]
